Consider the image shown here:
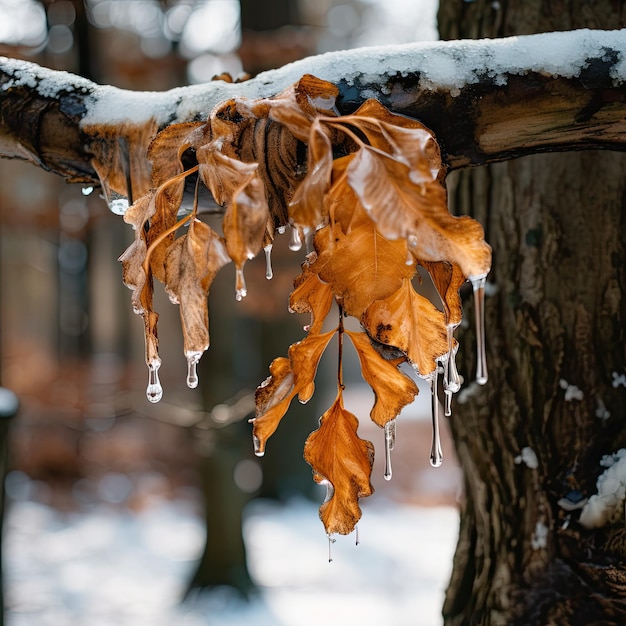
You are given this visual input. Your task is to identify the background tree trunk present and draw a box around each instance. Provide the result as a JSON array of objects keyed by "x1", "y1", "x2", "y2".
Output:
[{"x1": 439, "y1": 1, "x2": 626, "y2": 624}]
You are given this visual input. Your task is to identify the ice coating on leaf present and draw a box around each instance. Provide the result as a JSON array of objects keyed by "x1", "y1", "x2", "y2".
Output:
[
  {"x1": 164, "y1": 220, "x2": 230, "y2": 357},
  {"x1": 288, "y1": 262, "x2": 334, "y2": 336},
  {"x1": 304, "y1": 392, "x2": 374, "y2": 535}
]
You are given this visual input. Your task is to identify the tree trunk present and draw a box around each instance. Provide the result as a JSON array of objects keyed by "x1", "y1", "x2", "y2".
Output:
[{"x1": 440, "y1": 2, "x2": 626, "y2": 624}]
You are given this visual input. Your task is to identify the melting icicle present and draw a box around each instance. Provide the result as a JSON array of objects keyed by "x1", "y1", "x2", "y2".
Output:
[
  {"x1": 304, "y1": 228, "x2": 314, "y2": 254},
  {"x1": 288, "y1": 226, "x2": 302, "y2": 252},
  {"x1": 185, "y1": 351, "x2": 202, "y2": 389},
  {"x1": 406, "y1": 248, "x2": 414, "y2": 266},
  {"x1": 235, "y1": 267, "x2": 247, "y2": 301},
  {"x1": 264, "y1": 244, "x2": 273, "y2": 280},
  {"x1": 146, "y1": 360, "x2": 163, "y2": 403},
  {"x1": 252, "y1": 435, "x2": 265, "y2": 457},
  {"x1": 355, "y1": 524, "x2": 360, "y2": 546},
  {"x1": 383, "y1": 419, "x2": 396, "y2": 481},
  {"x1": 429, "y1": 371, "x2": 443, "y2": 467},
  {"x1": 443, "y1": 325, "x2": 462, "y2": 417},
  {"x1": 327, "y1": 533, "x2": 336, "y2": 563},
  {"x1": 81, "y1": 186, "x2": 94, "y2": 196},
  {"x1": 471, "y1": 275, "x2": 488, "y2": 385}
]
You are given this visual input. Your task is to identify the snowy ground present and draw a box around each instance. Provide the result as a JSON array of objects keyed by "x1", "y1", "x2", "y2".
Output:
[{"x1": 4, "y1": 491, "x2": 458, "y2": 626}]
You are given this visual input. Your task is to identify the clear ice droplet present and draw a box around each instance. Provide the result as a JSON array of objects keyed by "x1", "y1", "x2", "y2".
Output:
[
  {"x1": 108, "y1": 197, "x2": 129, "y2": 216},
  {"x1": 383, "y1": 419, "x2": 396, "y2": 481},
  {"x1": 471, "y1": 275, "x2": 488, "y2": 385},
  {"x1": 81, "y1": 186, "x2": 94, "y2": 196},
  {"x1": 277, "y1": 225, "x2": 287, "y2": 235},
  {"x1": 186, "y1": 351, "x2": 202, "y2": 389},
  {"x1": 288, "y1": 226, "x2": 302, "y2": 252},
  {"x1": 146, "y1": 360, "x2": 163, "y2": 403},
  {"x1": 429, "y1": 371, "x2": 443, "y2": 467},
  {"x1": 327, "y1": 533, "x2": 336, "y2": 563},
  {"x1": 235, "y1": 267, "x2": 247, "y2": 301},
  {"x1": 264, "y1": 244, "x2": 273, "y2": 280},
  {"x1": 253, "y1": 435, "x2": 265, "y2": 457}
]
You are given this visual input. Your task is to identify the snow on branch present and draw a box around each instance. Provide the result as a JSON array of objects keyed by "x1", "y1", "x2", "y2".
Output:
[{"x1": 1, "y1": 27, "x2": 626, "y2": 188}]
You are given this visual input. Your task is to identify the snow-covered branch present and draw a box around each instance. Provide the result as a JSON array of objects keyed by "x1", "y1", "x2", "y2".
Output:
[{"x1": 2, "y1": 28, "x2": 626, "y2": 188}]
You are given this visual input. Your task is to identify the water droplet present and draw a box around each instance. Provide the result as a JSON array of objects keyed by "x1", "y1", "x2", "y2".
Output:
[
  {"x1": 429, "y1": 371, "x2": 443, "y2": 467},
  {"x1": 81, "y1": 186, "x2": 94, "y2": 196},
  {"x1": 108, "y1": 197, "x2": 129, "y2": 216},
  {"x1": 264, "y1": 244, "x2": 273, "y2": 280},
  {"x1": 146, "y1": 360, "x2": 163, "y2": 403},
  {"x1": 406, "y1": 248, "x2": 414, "y2": 266},
  {"x1": 277, "y1": 225, "x2": 287, "y2": 235},
  {"x1": 327, "y1": 533, "x2": 336, "y2": 563},
  {"x1": 383, "y1": 419, "x2": 396, "y2": 481},
  {"x1": 186, "y1": 351, "x2": 202, "y2": 389},
  {"x1": 235, "y1": 267, "x2": 247, "y2": 301},
  {"x1": 253, "y1": 435, "x2": 265, "y2": 457},
  {"x1": 471, "y1": 275, "x2": 488, "y2": 385},
  {"x1": 288, "y1": 226, "x2": 302, "y2": 252},
  {"x1": 407, "y1": 234, "x2": 418, "y2": 248}
]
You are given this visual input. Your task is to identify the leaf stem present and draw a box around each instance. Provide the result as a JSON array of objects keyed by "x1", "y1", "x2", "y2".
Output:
[{"x1": 337, "y1": 305, "x2": 344, "y2": 391}]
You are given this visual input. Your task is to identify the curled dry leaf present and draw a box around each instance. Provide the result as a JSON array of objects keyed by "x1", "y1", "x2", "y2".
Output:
[
  {"x1": 164, "y1": 220, "x2": 231, "y2": 356},
  {"x1": 253, "y1": 330, "x2": 335, "y2": 454},
  {"x1": 288, "y1": 261, "x2": 334, "y2": 335},
  {"x1": 346, "y1": 330, "x2": 418, "y2": 428},
  {"x1": 303, "y1": 392, "x2": 374, "y2": 535},
  {"x1": 362, "y1": 278, "x2": 449, "y2": 376}
]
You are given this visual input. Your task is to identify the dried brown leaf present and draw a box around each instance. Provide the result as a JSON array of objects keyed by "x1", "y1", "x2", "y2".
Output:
[
  {"x1": 289, "y1": 330, "x2": 335, "y2": 404},
  {"x1": 346, "y1": 146, "x2": 491, "y2": 278},
  {"x1": 289, "y1": 262, "x2": 334, "y2": 335},
  {"x1": 420, "y1": 260, "x2": 466, "y2": 326},
  {"x1": 346, "y1": 330, "x2": 418, "y2": 427},
  {"x1": 164, "y1": 220, "x2": 230, "y2": 355},
  {"x1": 303, "y1": 392, "x2": 374, "y2": 535},
  {"x1": 312, "y1": 218, "x2": 414, "y2": 319},
  {"x1": 362, "y1": 278, "x2": 448, "y2": 376}
]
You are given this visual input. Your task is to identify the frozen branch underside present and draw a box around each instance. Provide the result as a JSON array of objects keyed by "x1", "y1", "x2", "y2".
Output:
[{"x1": 1, "y1": 29, "x2": 626, "y2": 187}]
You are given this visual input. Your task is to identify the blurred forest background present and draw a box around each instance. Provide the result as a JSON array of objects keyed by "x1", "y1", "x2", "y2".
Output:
[{"x1": 0, "y1": 0, "x2": 459, "y2": 614}]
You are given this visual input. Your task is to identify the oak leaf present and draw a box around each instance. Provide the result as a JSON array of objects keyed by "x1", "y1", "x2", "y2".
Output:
[
  {"x1": 253, "y1": 330, "x2": 335, "y2": 453},
  {"x1": 346, "y1": 330, "x2": 419, "y2": 427},
  {"x1": 312, "y1": 218, "x2": 414, "y2": 319},
  {"x1": 303, "y1": 392, "x2": 374, "y2": 535},
  {"x1": 362, "y1": 278, "x2": 448, "y2": 376}
]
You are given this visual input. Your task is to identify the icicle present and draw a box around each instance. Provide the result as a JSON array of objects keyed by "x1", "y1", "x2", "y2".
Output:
[
  {"x1": 355, "y1": 524, "x2": 360, "y2": 546},
  {"x1": 288, "y1": 226, "x2": 302, "y2": 251},
  {"x1": 383, "y1": 419, "x2": 396, "y2": 481},
  {"x1": 235, "y1": 267, "x2": 247, "y2": 301},
  {"x1": 146, "y1": 360, "x2": 163, "y2": 403},
  {"x1": 443, "y1": 324, "x2": 462, "y2": 417},
  {"x1": 327, "y1": 533, "x2": 336, "y2": 563},
  {"x1": 264, "y1": 244, "x2": 273, "y2": 280},
  {"x1": 471, "y1": 275, "x2": 488, "y2": 385},
  {"x1": 304, "y1": 228, "x2": 314, "y2": 254},
  {"x1": 405, "y1": 248, "x2": 414, "y2": 266},
  {"x1": 185, "y1": 351, "x2": 202, "y2": 389},
  {"x1": 252, "y1": 435, "x2": 265, "y2": 457},
  {"x1": 277, "y1": 225, "x2": 287, "y2": 235},
  {"x1": 429, "y1": 370, "x2": 443, "y2": 467},
  {"x1": 81, "y1": 186, "x2": 94, "y2": 196}
]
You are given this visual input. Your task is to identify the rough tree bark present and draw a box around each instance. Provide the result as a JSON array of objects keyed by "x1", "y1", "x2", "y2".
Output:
[
  {"x1": 439, "y1": 2, "x2": 626, "y2": 625},
  {"x1": 0, "y1": 25, "x2": 625, "y2": 623}
]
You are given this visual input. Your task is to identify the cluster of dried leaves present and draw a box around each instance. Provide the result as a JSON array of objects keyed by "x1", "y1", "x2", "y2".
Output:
[{"x1": 118, "y1": 75, "x2": 491, "y2": 536}]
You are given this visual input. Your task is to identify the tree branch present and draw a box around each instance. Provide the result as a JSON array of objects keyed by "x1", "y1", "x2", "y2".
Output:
[{"x1": 2, "y1": 28, "x2": 626, "y2": 189}]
